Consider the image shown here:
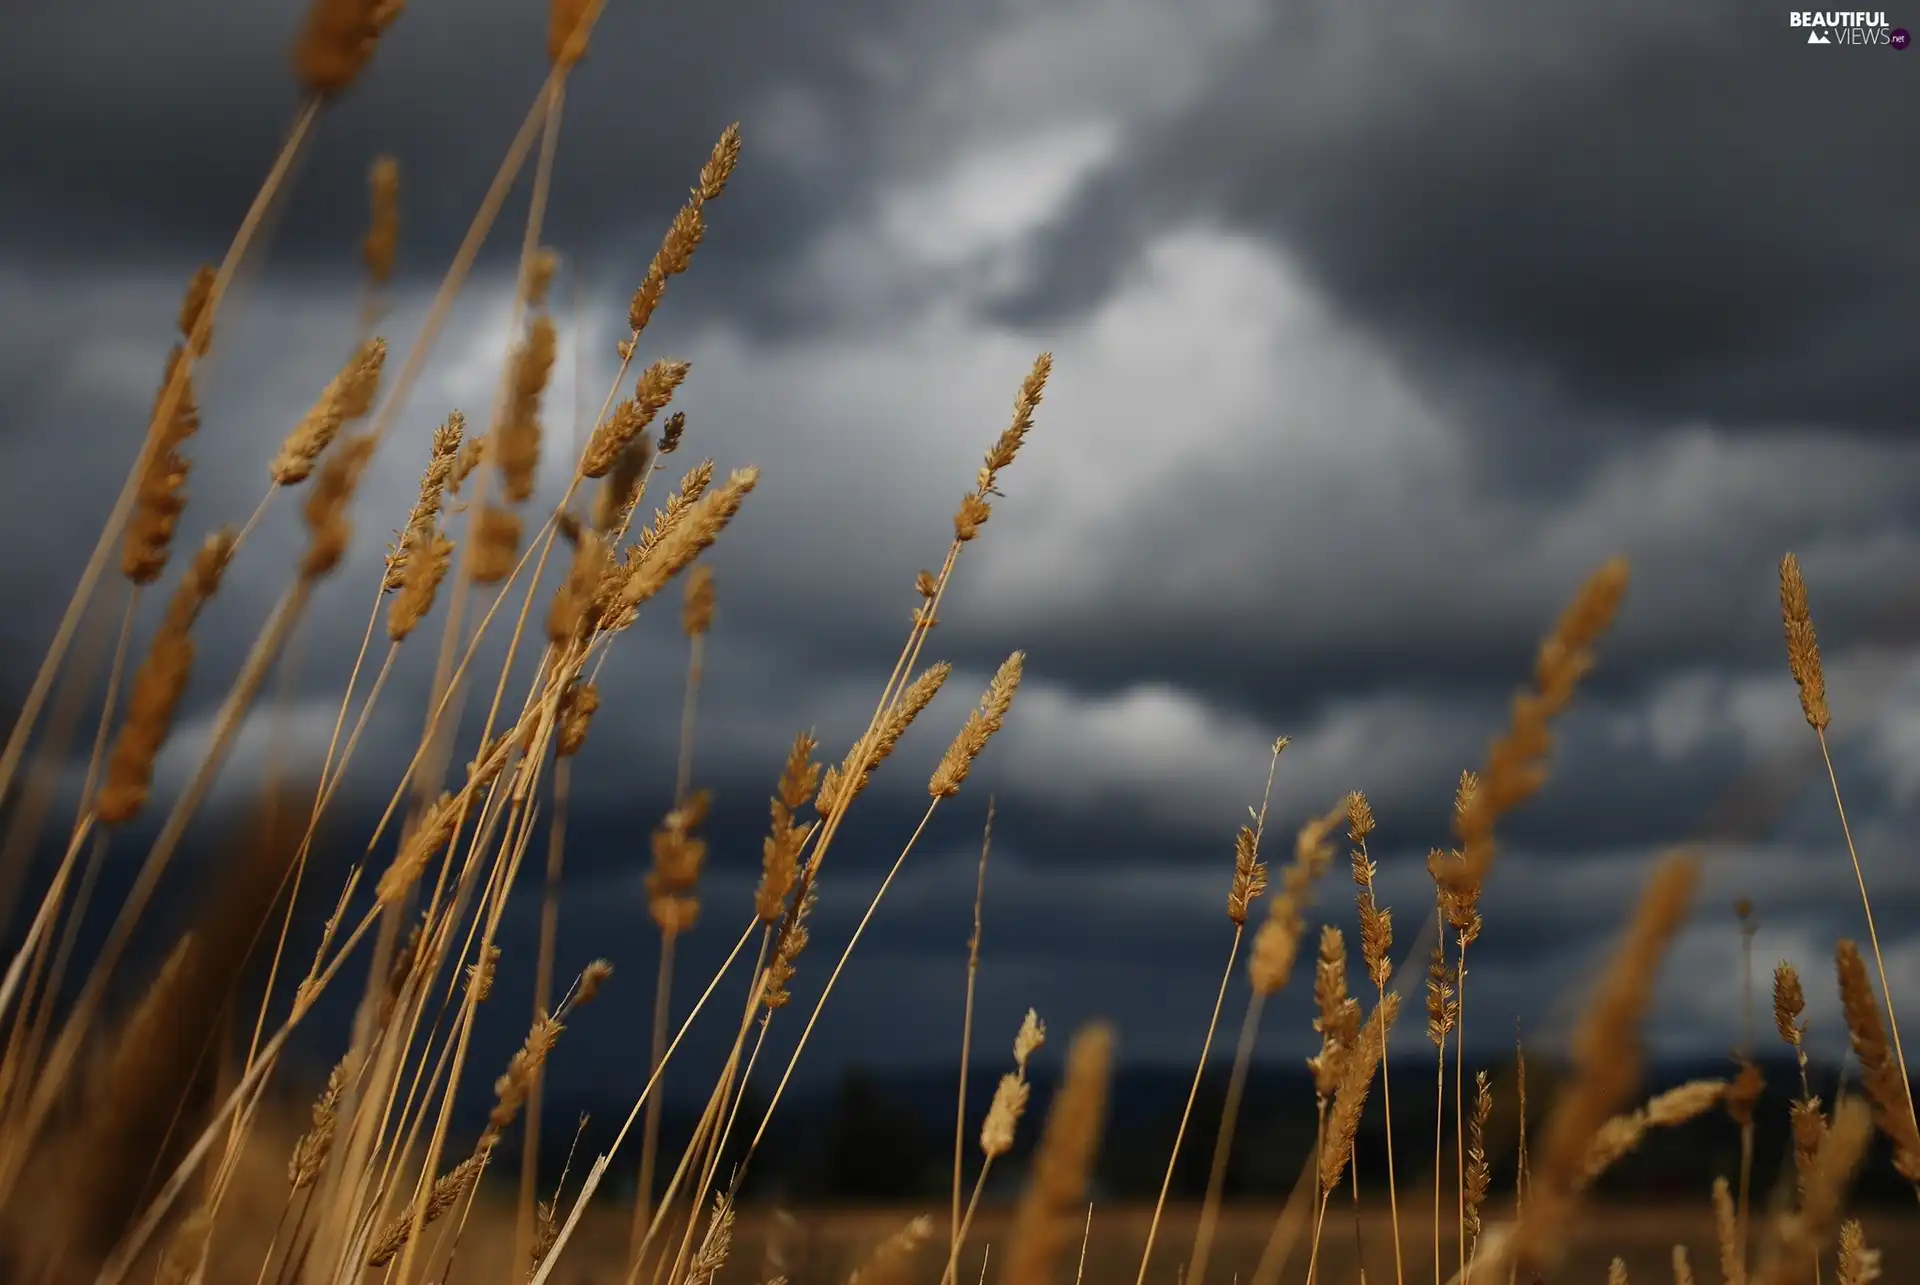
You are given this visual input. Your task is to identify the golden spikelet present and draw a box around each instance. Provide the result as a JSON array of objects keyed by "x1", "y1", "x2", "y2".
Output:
[
  {"x1": 125, "y1": 346, "x2": 201, "y2": 585},
  {"x1": 1836, "y1": 1219, "x2": 1882, "y2": 1285},
  {"x1": 378, "y1": 792, "x2": 458, "y2": 906},
  {"x1": 289, "y1": 1054, "x2": 355, "y2": 1189},
  {"x1": 595, "y1": 436, "x2": 654, "y2": 533},
  {"x1": 547, "y1": 523, "x2": 607, "y2": 646},
  {"x1": 1308, "y1": 926, "x2": 1358, "y2": 1100},
  {"x1": 466, "y1": 943, "x2": 501, "y2": 1002},
  {"x1": 1503, "y1": 852, "x2": 1698, "y2": 1277},
  {"x1": 294, "y1": 0, "x2": 403, "y2": 97},
  {"x1": 1445, "y1": 558, "x2": 1629, "y2": 900},
  {"x1": 1465, "y1": 1070, "x2": 1493, "y2": 1244},
  {"x1": 1833, "y1": 939, "x2": 1920, "y2": 1181},
  {"x1": 848, "y1": 1216, "x2": 934, "y2": 1285},
  {"x1": 387, "y1": 533, "x2": 453, "y2": 642},
  {"x1": 365, "y1": 1154, "x2": 483, "y2": 1265},
  {"x1": 271, "y1": 338, "x2": 387, "y2": 485},
  {"x1": 764, "y1": 879, "x2": 817, "y2": 1011},
  {"x1": 816, "y1": 662, "x2": 952, "y2": 815},
  {"x1": 1318, "y1": 993, "x2": 1399, "y2": 1195},
  {"x1": 686, "y1": 1193, "x2": 737, "y2": 1285},
  {"x1": 630, "y1": 459, "x2": 715, "y2": 564},
  {"x1": 485, "y1": 1012, "x2": 565, "y2": 1144},
  {"x1": 1426, "y1": 941, "x2": 1458, "y2": 1047},
  {"x1": 584, "y1": 359, "x2": 689, "y2": 478},
  {"x1": 363, "y1": 155, "x2": 401, "y2": 284},
  {"x1": 954, "y1": 354, "x2": 1051, "y2": 543},
  {"x1": 1714, "y1": 1176, "x2": 1744, "y2": 1285},
  {"x1": 385, "y1": 411, "x2": 463, "y2": 590},
  {"x1": 628, "y1": 125, "x2": 742, "y2": 335},
  {"x1": 1726, "y1": 1058, "x2": 1764, "y2": 1130},
  {"x1": 556, "y1": 680, "x2": 600, "y2": 757},
  {"x1": 1773, "y1": 960, "x2": 1807, "y2": 1049},
  {"x1": 1672, "y1": 1245, "x2": 1695, "y2": 1285},
  {"x1": 647, "y1": 791, "x2": 710, "y2": 935},
  {"x1": 1348, "y1": 791, "x2": 1393, "y2": 988},
  {"x1": 179, "y1": 265, "x2": 216, "y2": 354},
  {"x1": 472, "y1": 503, "x2": 523, "y2": 583},
  {"x1": 498, "y1": 316, "x2": 557, "y2": 503},
  {"x1": 97, "y1": 530, "x2": 236, "y2": 823},
  {"x1": 612, "y1": 466, "x2": 759, "y2": 623},
  {"x1": 683, "y1": 564, "x2": 716, "y2": 637},
  {"x1": 1582, "y1": 1080, "x2": 1728, "y2": 1185},
  {"x1": 300, "y1": 433, "x2": 378, "y2": 579},
  {"x1": 1778, "y1": 553, "x2": 1830, "y2": 731},
  {"x1": 1609, "y1": 1259, "x2": 1629, "y2": 1285},
  {"x1": 1752, "y1": 1099, "x2": 1873, "y2": 1285},
  {"x1": 756, "y1": 732, "x2": 819, "y2": 923},
  {"x1": 1790, "y1": 1097, "x2": 1828, "y2": 1200},
  {"x1": 982, "y1": 1073, "x2": 1031, "y2": 1159},
  {"x1": 1227, "y1": 820, "x2": 1268, "y2": 928},
  {"x1": 929, "y1": 652, "x2": 1024, "y2": 798},
  {"x1": 1248, "y1": 803, "x2": 1343, "y2": 996},
  {"x1": 660, "y1": 409, "x2": 687, "y2": 454},
  {"x1": 1002, "y1": 1022, "x2": 1112, "y2": 1285}
]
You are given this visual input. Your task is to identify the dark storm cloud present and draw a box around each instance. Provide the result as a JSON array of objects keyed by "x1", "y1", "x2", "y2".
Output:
[
  {"x1": 5, "y1": 0, "x2": 1920, "y2": 1088},
  {"x1": 997, "y1": 0, "x2": 1920, "y2": 433}
]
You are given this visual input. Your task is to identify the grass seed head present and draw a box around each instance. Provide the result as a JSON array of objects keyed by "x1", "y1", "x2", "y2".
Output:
[{"x1": 1778, "y1": 553, "x2": 1830, "y2": 731}]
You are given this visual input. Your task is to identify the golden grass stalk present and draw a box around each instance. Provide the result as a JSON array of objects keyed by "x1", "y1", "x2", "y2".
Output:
[
  {"x1": 942, "y1": 1009, "x2": 1043, "y2": 1285},
  {"x1": 950, "y1": 800, "x2": 995, "y2": 1269},
  {"x1": 1346, "y1": 788, "x2": 1403, "y2": 1285},
  {"x1": 586, "y1": 360, "x2": 690, "y2": 478},
  {"x1": 1002, "y1": 1023, "x2": 1113, "y2": 1285},
  {"x1": 815, "y1": 662, "x2": 952, "y2": 813},
  {"x1": 1672, "y1": 1244, "x2": 1695, "y2": 1285},
  {"x1": 1464, "y1": 1070, "x2": 1493, "y2": 1259},
  {"x1": 498, "y1": 315, "x2": 558, "y2": 504},
  {"x1": 1715, "y1": 1175, "x2": 1745, "y2": 1285},
  {"x1": 95, "y1": 530, "x2": 236, "y2": 824},
  {"x1": 1580, "y1": 1079, "x2": 1728, "y2": 1184},
  {"x1": 1833, "y1": 939, "x2": 1920, "y2": 1183},
  {"x1": 1306, "y1": 992, "x2": 1399, "y2": 1285},
  {"x1": 1778, "y1": 555, "x2": 1918, "y2": 1163},
  {"x1": 611, "y1": 467, "x2": 760, "y2": 620},
  {"x1": 1474, "y1": 851, "x2": 1699, "y2": 1281}
]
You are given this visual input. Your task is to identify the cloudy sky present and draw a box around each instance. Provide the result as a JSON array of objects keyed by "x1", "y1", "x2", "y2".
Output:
[{"x1": 3, "y1": 0, "x2": 1920, "y2": 1109}]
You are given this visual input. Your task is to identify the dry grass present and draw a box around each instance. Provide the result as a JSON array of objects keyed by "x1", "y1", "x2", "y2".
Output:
[{"x1": 1, "y1": 3, "x2": 1915, "y2": 1284}]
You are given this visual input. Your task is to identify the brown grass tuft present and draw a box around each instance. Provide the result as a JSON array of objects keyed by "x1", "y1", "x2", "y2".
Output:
[
  {"x1": 1002, "y1": 1022, "x2": 1113, "y2": 1285},
  {"x1": 1834, "y1": 939, "x2": 1920, "y2": 1181},
  {"x1": 1778, "y1": 553, "x2": 1829, "y2": 730},
  {"x1": 271, "y1": 337, "x2": 386, "y2": 485},
  {"x1": 96, "y1": 529, "x2": 236, "y2": 823}
]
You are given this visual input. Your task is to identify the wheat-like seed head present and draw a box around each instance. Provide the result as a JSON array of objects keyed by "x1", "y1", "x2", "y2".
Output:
[
  {"x1": 648, "y1": 790, "x2": 711, "y2": 934},
  {"x1": 1013, "y1": 1007, "x2": 1046, "y2": 1070},
  {"x1": 547, "y1": 524, "x2": 608, "y2": 646},
  {"x1": 497, "y1": 316, "x2": 557, "y2": 504},
  {"x1": 1712, "y1": 1176, "x2": 1743, "y2": 1285},
  {"x1": 378, "y1": 792, "x2": 458, "y2": 906},
  {"x1": 683, "y1": 564, "x2": 716, "y2": 638},
  {"x1": 1773, "y1": 960, "x2": 1807, "y2": 1049},
  {"x1": 1318, "y1": 992, "x2": 1399, "y2": 1195},
  {"x1": 97, "y1": 529, "x2": 236, "y2": 823},
  {"x1": 585, "y1": 359, "x2": 689, "y2": 478},
  {"x1": 1752, "y1": 1099, "x2": 1873, "y2": 1285},
  {"x1": 1426, "y1": 942, "x2": 1458, "y2": 1047},
  {"x1": 1228, "y1": 823, "x2": 1267, "y2": 927},
  {"x1": 1465, "y1": 1070, "x2": 1493, "y2": 1243},
  {"x1": 847, "y1": 1216, "x2": 934, "y2": 1285},
  {"x1": 289, "y1": 1054, "x2": 354, "y2": 1189},
  {"x1": 685, "y1": 1193, "x2": 736, "y2": 1285},
  {"x1": 612, "y1": 466, "x2": 758, "y2": 624},
  {"x1": 272, "y1": 338, "x2": 386, "y2": 485},
  {"x1": 929, "y1": 652, "x2": 1024, "y2": 798},
  {"x1": 595, "y1": 436, "x2": 654, "y2": 532},
  {"x1": 300, "y1": 433, "x2": 378, "y2": 578},
  {"x1": 294, "y1": 0, "x2": 403, "y2": 96},
  {"x1": 1308, "y1": 926, "x2": 1357, "y2": 1099},
  {"x1": 1726, "y1": 1058, "x2": 1765, "y2": 1129},
  {"x1": 1833, "y1": 939, "x2": 1920, "y2": 1180},
  {"x1": 1247, "y1": 802, "x2": 1343, "y2": 996},
  {"x1": 365, "y1": 1153, "x2": 482, "y2": 1265},
  {"x1": 1836, "y1": 1218, "x2": 1882, "y2": 1285},
  {"x1": 125, "y1": 346, "x2": 201, "y2": 585},
  {"x1": 1778, "y1": 553, "x2": 1830, "y2": 731},
  {"x1": 764, "y1": 879, "x2": 817, "y2": 1010},
  {"x1": 1672, "y1": 1244, "x2": 1695, "y2": 1285},
  {"x1": 982, "y1": 1072, "x2": 1031, "y2": 1158},
  {"x1": 556, "y1": 680, "x2": 600, "y2": 758},
  {"x1": 1002, "y1": 1022, "x2": 1111, "y2": 1285},
  {"x1": 472, "y1": 503, "x2": 523, "y2": 584},
  {"x1": 816, "y1": 662, "x2": 952, "y2": 815},
  {"x1": 1609, "y1": 1258, "x2": 1628, "y2": 1285},
  {"x1": 178, "y1": 265, "x2": 216, "y2": 354},
  {"x1": 363, "y1": 155, "x2": 401, "y2": 284},
  {"x1": 485, "y1": 1012, "x2": 565, "y2": 1145},
  {"x1": 955, "y1": 353, "x2": 1051, "y2": 542},
  {"x1": 756, "y1": 732, "x2": 820, "y2": 923},
  {"x1": 627, "y1": 125, "x2": 742, "y2": 334},
  {"x1": 1789, "y1": 1096, "x2": 1827, "y2": 1201}
]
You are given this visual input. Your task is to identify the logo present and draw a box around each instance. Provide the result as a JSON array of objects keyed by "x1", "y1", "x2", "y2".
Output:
[{"x1": 1789, "y1": 10, "x2": 1899, "y2": 43}]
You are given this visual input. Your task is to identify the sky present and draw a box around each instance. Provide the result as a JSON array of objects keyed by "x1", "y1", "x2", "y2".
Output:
[{"x1": 3, "y1": 0, "x2": 1920, "y2": 1105}]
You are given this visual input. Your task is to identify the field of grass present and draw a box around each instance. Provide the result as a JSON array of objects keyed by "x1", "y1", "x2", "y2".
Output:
[{"x1": 0, "y1": 0, "x2": 1914, "y2": 1283}]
